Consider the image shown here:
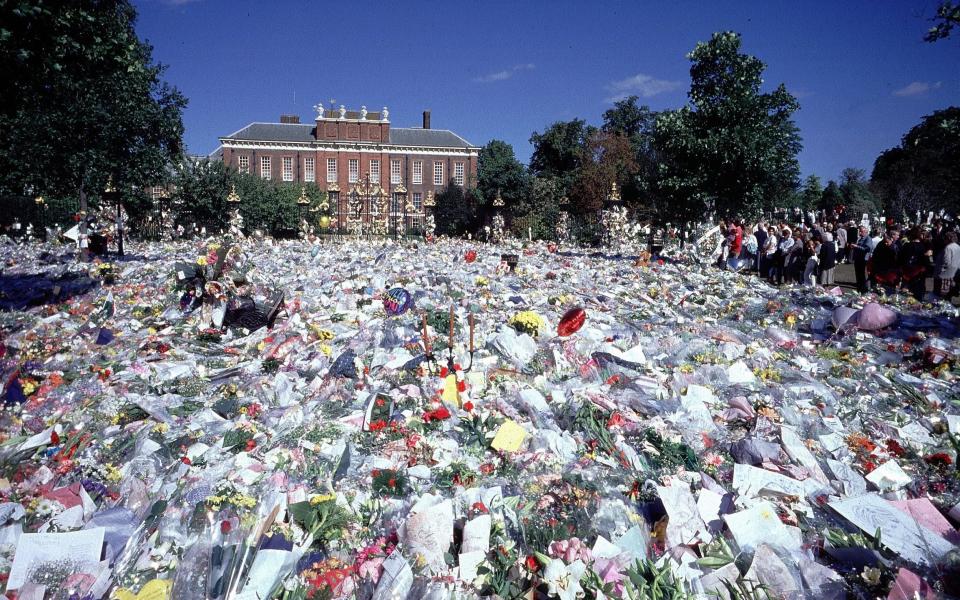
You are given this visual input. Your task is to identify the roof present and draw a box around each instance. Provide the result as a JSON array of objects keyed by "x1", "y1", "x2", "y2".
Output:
[
  {"x1": 221, "y1": 122, "x2": 475, "y2": 148},
  {"x1": 390, "y1": 128, "x2": 474, "y2": 148}
]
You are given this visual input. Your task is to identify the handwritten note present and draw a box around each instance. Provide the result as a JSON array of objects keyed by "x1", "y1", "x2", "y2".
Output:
[
  {"x1": 491, "y1": 419, "x2": 527, "y2": 452},
  {"x1": 7, "y1": 528, "x2": 105, "y2": 590}
]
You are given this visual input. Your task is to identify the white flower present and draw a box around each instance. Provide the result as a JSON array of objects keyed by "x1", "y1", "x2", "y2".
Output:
[{"x1": 542, "y1": 559, "x2": 587, "y2": 600}]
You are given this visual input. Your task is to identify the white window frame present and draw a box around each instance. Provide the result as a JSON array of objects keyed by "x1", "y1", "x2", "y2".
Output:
[
  {"x1": 433, "y1": 161, "x2": 444, "y2": 186},
  {"x1": 413, "y1": 192, "x2": 422, "y2": 211},
  {"x1": 327, "y1": 158, "x2": 337, "y2": 183},
  {"x1": 260, "y1": 156, "x2": 271, "y2": 179},
  {"x1": 369, "y1": 159, "x2": 380, "y2": 184},
  {"x1": 454, "y1": 162, "x2": 464, "y2": 186},
  {"x1": 282, "y1": 156, "x2": 293, "y2": 182},
  {"x1": 390, "y1": 159, "x2": 401, "y2": 184},
  {"x1": 304, "y1": 157, "x2": 315, "y2": 182},
  {"x1": 413, "y1": 161, "x2": 422, "y2": 184},
  {"x1": 238, "y1": 155, "x2": 249, "y2": 174},
  {"x1": 348, "y1": 159, "x2": 359, "y2": 183}
]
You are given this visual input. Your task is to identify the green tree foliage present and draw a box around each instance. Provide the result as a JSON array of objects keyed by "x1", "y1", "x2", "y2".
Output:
[
  {"x1": 654, "y1": 32, "x2": 802, "y2": 222},
  {"x1": 509, "y1": 176, "x2": 563, "y2": 240},
  {"x1": 529, "y1": 119, "x2": 595, "y2": 190},
  {"x1": 477, "y1": 140, "x2": 531, "y2": 225},
  {"x1": 798, "y1": 174, "x2": 823, "y2": 210},
  {"x1": 433, "y1": 179, "x2": 476, "y2": 237},
  {"x1": 601, "y1": 96, "x2": 659, "y2": 206},
  {"x1": 571, "y1": 131, "x2": 639, "y2": 214},
  {"x1": 870, "y1": 107, "x2": 960, "y2": 218},
  {"x1": 924, "y1": 1, "x2": 959, "y2": 42},
  {"x1": 0, "y1": 0, "x2": 186, "y2": 211},
  {"x1": 819, "y1": 180, "x2": 844, "y2": 212},
  {"x1": 839, "y1": 168, "x2": 881, "y2": 218},
  {"x1": 170, "y1": 158, "x2": 233, "y2": 232}
]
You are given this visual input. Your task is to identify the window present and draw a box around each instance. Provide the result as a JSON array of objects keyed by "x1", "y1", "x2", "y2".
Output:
[
  {"x1": 151, "y1": 186, "x2": 163, "y2": 200},
  {"x1": 454, "y1": 162, "x2": 464, "y2": 186},
  {"x1": 369, "y1": 159, "x2": 380, "y2": 184},
  {"x1": 238, "y1": 155, "x2": 249, "y2": 174},
  {"x1": 412, "y1": 161, "x2": 422, "y2": 184},
  {"x1": 304, "y1": 157, "x2": 315, "y2": 182},
  {"x1": 390, "y1": 159, "x2": 401, "y2": 184},
  {"x1": 348, "y1": 159, "x2": 358, "y2": 183},
  {"x1": 282, "y1": 157, "x2": 293, "y2": 181},
  {"x1": 433, "y1": 161, "x2": 444, "y2": 185},
  {"x1": 260, "y1": 156, "x2": 271, "y2": 179},
  {"x1": 327, "y1": 158, "x2": 337, "y2": 182},
  {"x1": 413, "y1": 192, "x2": 422, "y2": 211}
]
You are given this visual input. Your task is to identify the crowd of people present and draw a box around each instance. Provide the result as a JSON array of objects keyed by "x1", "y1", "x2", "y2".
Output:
[{"x1": 716, "y1": 212, "x2": 960, "y2": 301}]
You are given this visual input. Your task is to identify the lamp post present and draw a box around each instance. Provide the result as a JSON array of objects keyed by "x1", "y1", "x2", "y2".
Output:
[
  {"x1": 491, "y1": 188, "x2": 505, "y2": 243},
  {"x1": 556, "y1": 195, "x2": 570, "y2": 245},
  {"x1": 103, "y1": 177, "x2": 123, "y2": 257},
  {"x1": 296, "y1": 186, "x2": 311, "y2": 238},
  {"x1": 34, "y1": 195, "x2": 46, "y2": 241},
  {"x1": 602, "y1": 181, "x2": 624, "y2": 250},
  {"x1": 226, "y1": 184, "x2": 243, "y2": 237}
]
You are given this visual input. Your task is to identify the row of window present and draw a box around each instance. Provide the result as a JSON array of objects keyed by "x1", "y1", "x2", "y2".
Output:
[{"x1": 237, "y1": 155, "x2": 465, "y2": 186}]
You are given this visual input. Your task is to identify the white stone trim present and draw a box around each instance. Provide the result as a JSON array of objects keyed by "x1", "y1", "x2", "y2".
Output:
[{"x1": 220, "y1": 139, "x2": 478, "y2": 157}]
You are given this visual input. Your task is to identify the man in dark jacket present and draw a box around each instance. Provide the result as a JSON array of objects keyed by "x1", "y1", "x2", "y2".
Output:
[
  {"x1": 870, "y1": 233, "x2": 900, "y2": 293},
  {"x1": 818, "y1": 232, "x2": 837, "y2": 285},
  {"x1": 851, "y1": 225, "x2": 873, "y2": 293}
]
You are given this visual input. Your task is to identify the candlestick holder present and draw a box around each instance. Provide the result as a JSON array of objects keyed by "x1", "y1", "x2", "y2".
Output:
[{"x1": 421, "y1": 309, "x2": 475, "y2": 377}]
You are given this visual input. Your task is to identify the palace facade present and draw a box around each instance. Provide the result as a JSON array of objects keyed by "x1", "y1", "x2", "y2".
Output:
[{"x1": 218, "y1": 106, "x2": 479, "y2": 232}]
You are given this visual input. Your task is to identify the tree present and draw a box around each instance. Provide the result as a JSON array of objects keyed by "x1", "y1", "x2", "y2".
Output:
[
  {"x1": 570, "y1": 130, "x2": 638, "y2": 214},
  {"x1": 171, "y1": 158, "x2": 234, "y2": 232},
  {"x1": 798, "y1": 174, "x2": 823, "y2": 210},
  {"x1": 924, "y1": 1, "x2": 960, "y2": 42},
  {"x1": 839, "y1": 168, "x2": 881, "y2": 218},
  {"x1": 870, "y1": 107, "x2": 960, "y2": 217},
  {"x1": 653, "y1": 32, "x2": 802, "y2": 221},
  {"x1": 509, "y1": 177, "x2": 563, "y2": 240},
  {"x1": 0, "y1": 1, "x2": 186, "y2": 225},
  {"x1": 602, "y1": 96, "x2": 659, "y2": 207},
  {"x1": 434, "y1": 179, "x2": 476, "y2": 236},
  {"x1": 819, "y1": 180, "x2": 844, "y2": 212},
  {"x1": 529, "y1": 119, "x2": 595, "y2": 190},
  {"x1": 476, "y1": 140, "x2": 531, "y2": 226}
]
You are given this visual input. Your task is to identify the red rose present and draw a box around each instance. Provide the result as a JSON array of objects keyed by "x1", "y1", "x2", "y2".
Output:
[
  {"x1": 245, "y1": 439, "x2": 257, "y2": 451},
  {"x1": 181, "y1": 456, "x2": 191, "y2": 465},
  {"x1": 525, "y1": 555, "x2": 540, "y2": 572},
  {"x1": 50, "y1": 431, "x2": 60, "y2": 446},
  {"x1": 433, "y1": 406, "x2": 451, "y2": 420},
  {"x1": 463, "y1": 401, "x2": 474, "y2": 412},
  {"x1": 471, "y1": 502, "x2": 489, "y2": 514},
  {"x1": 457, "y1": 380, "x2": 467, "y2": 392},
  {"x1": 221, "y1": 520, "x2": 232, "y2": 535}
]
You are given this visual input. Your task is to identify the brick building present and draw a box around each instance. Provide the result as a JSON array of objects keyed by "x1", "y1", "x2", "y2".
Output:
[{"x1": 219, "y1": 106, "x2": 479, "y2": 232}]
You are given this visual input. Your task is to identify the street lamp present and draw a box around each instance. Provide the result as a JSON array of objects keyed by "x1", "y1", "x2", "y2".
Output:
[
  {"x1": 34, "y1": 196, "x2": 46, "y2": 240},
  {"x1": 103, "y1": 177, "x2": 123, "y2": 257},
  {"x1": 226, "y1": 184, "x2": 243, "y2": 236},
  {"x1": 491, "y1": 188, "x2": 505, "y2": 243},
  {"x1": 296, "y1": 186, "x2": 311, "y2": 237}
]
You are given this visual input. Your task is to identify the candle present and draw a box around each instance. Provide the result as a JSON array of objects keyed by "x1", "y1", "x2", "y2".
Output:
[
  {"x1": 448, "y1": 304, "x2": 455, "y2": 349},
  {"x1": 421, "y1": 314, "x2": 431, "y2": 352},
  {"x1": 469, "y1": 312, "x2": 474, "y2": 352}
]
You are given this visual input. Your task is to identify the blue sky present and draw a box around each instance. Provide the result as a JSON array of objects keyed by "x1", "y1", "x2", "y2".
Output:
[{"x1": 133, "y1": 0, "x2": 958, "y2": 183}]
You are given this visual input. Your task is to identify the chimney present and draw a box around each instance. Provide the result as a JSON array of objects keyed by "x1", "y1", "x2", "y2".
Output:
[
  {"x1": 280, "y1": 114, "x2": 300, "y2": 124},
  {"x1": 422, "y1": 110, "x2": 431, "y2": 129}
]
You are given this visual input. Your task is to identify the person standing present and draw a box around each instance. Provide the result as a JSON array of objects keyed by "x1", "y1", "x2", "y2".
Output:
[
  {"x1": 835, "y1": 225, "x2": 848, "y2": 264},
  {"x1": 818, "y1": 232, "x2": 837, "y2": 285},
  {"x1": 870, "y1": 232, "x2": 900, "y2": 294},
  {"x1": 851, "y1": 225, "x2": 873, "y2": 293},
  {"x1": 936, "y1": 231, "x2": 959, "y2": 299}
]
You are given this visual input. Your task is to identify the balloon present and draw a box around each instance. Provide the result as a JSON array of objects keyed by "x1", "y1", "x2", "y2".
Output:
[
  {"x1": 831, "y1": 306, "x2": 860, "y2": 330},
  {"x1": 557, "y1": 307, "x2": 586, "y2": 337},
  {"x1": 382, "y1": 287, "x2": 413, "y2": 316},
  {"x1": 857, "y1": 302, "x2": 897, "y2": 331},
  {"x1": 464, "y1": 250, "x2": 477, "y2": 263}
]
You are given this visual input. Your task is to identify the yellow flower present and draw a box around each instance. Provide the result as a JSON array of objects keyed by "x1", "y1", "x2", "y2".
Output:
[
  {"x1": 152, "y1": 423, "x2": 169, "y2": 434},
  {"x1": 196, "y1": 256, "x2": 208, "y2": 266},
  {"x1": 319, "y1": 344, "x2": 332, "y2": 357},
  {"x1": 104, "y1": 463, "x2": 122, "y2": 483},
  {"x1": 310, "y1": 493, "x2": 337, "y2": 505},
  {"x1": 475, "y1": 276, "x2": 489, "y2": 287}
]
